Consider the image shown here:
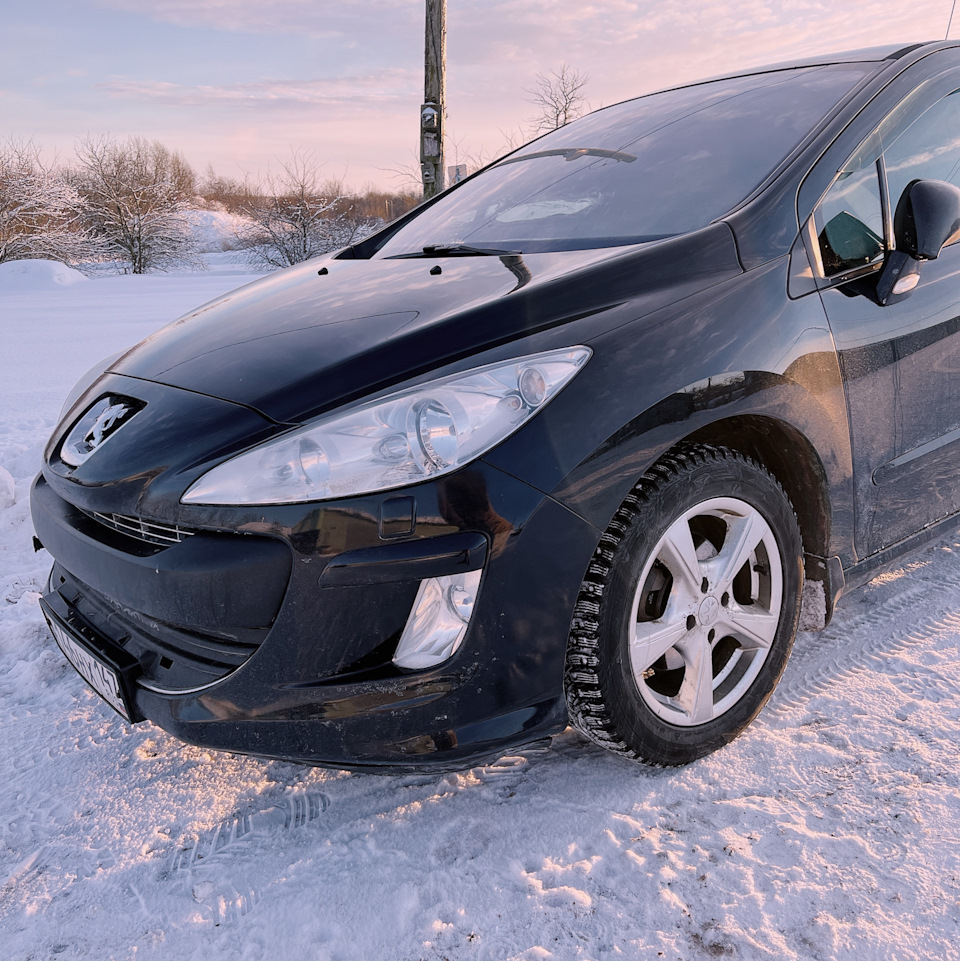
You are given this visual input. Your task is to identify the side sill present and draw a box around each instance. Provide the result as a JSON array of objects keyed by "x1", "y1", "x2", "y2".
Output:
[{"x1": 840, "y1": 510, "x2": 960, "y2": 596}]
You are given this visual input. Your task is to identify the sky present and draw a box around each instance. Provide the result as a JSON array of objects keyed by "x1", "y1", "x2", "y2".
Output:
[{"x1": 2, "y1": 1, "x2": 959, "y2": 192}]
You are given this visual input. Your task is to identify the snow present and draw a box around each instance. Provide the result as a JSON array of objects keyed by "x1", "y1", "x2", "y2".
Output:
[
  {"x1": 185, "y1": 208, "x2": 250, "y2": 253},
  {"x1": 4, "y1": 260, "x2": 960, "y2": 960},
  {"x1": 0, "y1": 258, "x2": 88, "y2": 290},
  {"x1": 0, "y1": 467, "x2": 14, "y2": 510}
]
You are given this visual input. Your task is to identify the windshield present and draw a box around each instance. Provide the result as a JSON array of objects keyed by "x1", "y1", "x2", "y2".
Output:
[{"x1": 376, "y1": 64, "x2": 870, "y2": 257}]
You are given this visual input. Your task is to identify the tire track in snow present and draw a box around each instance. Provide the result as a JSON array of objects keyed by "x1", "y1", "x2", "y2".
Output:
[
  {"x1": 766, "y1": 545, "x2": 960, "y2": 719},
  {"x1": 163, "y1": 743, "x2": 556, "y2": 926},
  {"x1": 168, "y1": 791, "x2": 330, "y2": 926},
  {"x1": 171, "y1": 791, "x2": 330, "y2": 872}
]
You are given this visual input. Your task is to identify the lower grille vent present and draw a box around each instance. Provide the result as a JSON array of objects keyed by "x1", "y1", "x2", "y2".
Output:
[{"x1": 84, "y1": 510, "x2": 195, "y2": 547}]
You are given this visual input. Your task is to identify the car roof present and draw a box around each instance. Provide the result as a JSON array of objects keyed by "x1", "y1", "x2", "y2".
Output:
[
  {"x1": 743, "y1": 42, "x2": 928, "y2": 71},
  {"x1": 685, "y1": 42, "x2": 933, "y2": 90}
]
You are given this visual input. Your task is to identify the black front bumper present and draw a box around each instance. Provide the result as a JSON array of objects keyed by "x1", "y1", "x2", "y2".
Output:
[{"x1": 32, "y1": 462, "x2": 601, "y2": 771}]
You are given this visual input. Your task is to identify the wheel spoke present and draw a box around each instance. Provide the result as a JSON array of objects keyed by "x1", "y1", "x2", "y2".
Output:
[
  {"x1": 716, "y1": 605, "x2": 778, "y2": 651},
  {"x1": 631, "y1": 615, "x2": 689, "y2": 673},
  {"x1": 658, "y1": 519, "x2": 703, "y2": 597},
  {"x1": 673, "y1": 634, "x2": 714, "y2": 724},
  {"x1": 711, "y1": 509, "x2": 767, "y2": 593}
]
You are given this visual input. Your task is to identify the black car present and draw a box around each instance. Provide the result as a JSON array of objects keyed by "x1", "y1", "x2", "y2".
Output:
[{"x1": 31, "y1": 40, "x2": 960, "y2": 769}]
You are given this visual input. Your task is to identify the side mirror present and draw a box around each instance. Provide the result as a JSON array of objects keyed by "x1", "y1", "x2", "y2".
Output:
[
  {"x1": 876, "y1": 179, "x2": 960, "y2": 305},
  {"x1": 897, "y1": 178, "x2": 960, "y2": 260}
]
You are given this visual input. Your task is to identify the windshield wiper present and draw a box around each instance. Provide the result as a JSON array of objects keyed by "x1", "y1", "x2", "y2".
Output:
[
  {"x1": 390, "y1": 243, "x2": 522, "y2": 259},
  {"x1": 499, "y1": 147, "x2": 637, "y2": 166},
  {"x1": 423, "y1": 243, "x2": 522, "y2": 256}
]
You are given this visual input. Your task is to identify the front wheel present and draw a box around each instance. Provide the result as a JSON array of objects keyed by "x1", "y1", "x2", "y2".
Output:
[{"x1": 565, "y1": 445, "x2": 802, "y2": 765}]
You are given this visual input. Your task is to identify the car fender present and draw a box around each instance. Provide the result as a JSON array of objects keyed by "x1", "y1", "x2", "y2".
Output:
[{"x1": 485, "y1": 255, "x2": 857, "y2": 573}]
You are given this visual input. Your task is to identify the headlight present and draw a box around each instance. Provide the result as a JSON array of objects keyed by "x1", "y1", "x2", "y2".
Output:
[{"x1": 182, "y1": 346, "x2": 591, "y2": 505}]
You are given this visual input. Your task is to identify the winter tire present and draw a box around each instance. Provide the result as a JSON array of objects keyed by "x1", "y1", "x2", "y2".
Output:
[{"x1": 565, "y1": 445, "x2": 803, "y2": 765}]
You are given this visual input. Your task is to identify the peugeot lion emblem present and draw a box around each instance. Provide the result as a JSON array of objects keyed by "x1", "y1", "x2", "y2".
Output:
[{"x1": 60, "y1": 397, "x2": 140, "y2": 467}]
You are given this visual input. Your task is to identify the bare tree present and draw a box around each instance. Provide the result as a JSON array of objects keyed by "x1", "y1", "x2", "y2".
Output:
[
  {"x1": 526, "y1": 65, "x2": 590, "y2": 133},
  {"x1": 75, "y1": 136, "x2": 201, "y2": 273},
  {"x1": 0, "y1": 138, "x2": 92, "y2": 265},
  {"x1": 238, "y1": 151, "x2": 381, "y2": 269},
  {"x1": 383, "y1": 150, "x2": 428, "y2": 194},
  {"x1": 198, "y1": 165, "x2": 259, "y2": 214},
  {"x1": 349, "y1": 186, "x2": 419, "y2": 224}
]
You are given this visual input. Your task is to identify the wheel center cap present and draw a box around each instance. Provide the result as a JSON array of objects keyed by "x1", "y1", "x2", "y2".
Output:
[{"x1": 698, "y1": 596, "x2": 720, "y2": 627}]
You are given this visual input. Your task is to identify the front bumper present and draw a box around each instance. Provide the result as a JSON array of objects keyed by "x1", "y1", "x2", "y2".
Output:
[{"x1": 32, "y1": 461, "x2": 600, "y2": 770}]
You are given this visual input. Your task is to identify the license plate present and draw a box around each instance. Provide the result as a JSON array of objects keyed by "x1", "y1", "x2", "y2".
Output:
[{"x1": 42, "y1": 602, "x2": 136, "y2": 721}]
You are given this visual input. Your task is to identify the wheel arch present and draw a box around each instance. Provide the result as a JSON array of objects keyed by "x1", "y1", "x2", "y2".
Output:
[{"x1": 682, "y1": 413, "x2": 830, "y2": 560}]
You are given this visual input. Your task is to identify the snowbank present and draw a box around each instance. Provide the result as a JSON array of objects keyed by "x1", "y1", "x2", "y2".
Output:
[
  {"x1": 0, "y1": 258, "x2": 88, "y2": 290},
  {"x1": 0, "y1": 466, "x2": 14, "y2": 509},
  {"x1": 187, "y1": 207, "x2": 251, "y2": 252}
]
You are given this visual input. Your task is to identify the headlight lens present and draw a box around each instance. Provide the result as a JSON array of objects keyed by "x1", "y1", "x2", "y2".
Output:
[{"x1": 182, "y1": 346, "x2": 591, "y2": 505}]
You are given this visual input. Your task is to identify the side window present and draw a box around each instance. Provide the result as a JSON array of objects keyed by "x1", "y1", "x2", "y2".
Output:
[
  {"x1": 884, "y1": 90, "x2": 960, "y2": 208},
  {"x1": 813, "y1": 162, "x2": 885, "y2": 277}
]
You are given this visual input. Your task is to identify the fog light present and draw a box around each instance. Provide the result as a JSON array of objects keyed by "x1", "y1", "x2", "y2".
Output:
[{"x1": 393, "y1": 569, "x2": 482, "y2": 670}]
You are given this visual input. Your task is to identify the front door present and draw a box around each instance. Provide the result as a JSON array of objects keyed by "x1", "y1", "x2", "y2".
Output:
[{"x1": 813, "y1": 89, "x2": 960, "y2": 557}]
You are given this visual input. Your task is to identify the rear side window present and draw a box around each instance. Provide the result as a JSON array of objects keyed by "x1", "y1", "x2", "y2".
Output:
[{"x1": 377, "y1": 64, "x2": 871, "y2": 256}]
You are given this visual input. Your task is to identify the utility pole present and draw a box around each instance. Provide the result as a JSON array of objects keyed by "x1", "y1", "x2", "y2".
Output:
[{"x1": 421, "y1": 0, "x2": 445, "y2": 200}]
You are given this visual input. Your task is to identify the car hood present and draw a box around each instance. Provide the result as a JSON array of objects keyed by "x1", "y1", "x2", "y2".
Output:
[{"x1": 111, "y1": 226, "x2": 742, "y2": 424}]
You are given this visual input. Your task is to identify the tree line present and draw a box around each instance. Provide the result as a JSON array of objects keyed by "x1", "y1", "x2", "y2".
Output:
[
  {"x1": 0, "y1": 137, "x2": 420, "y2": 274},
  {"x1": 1, "y1": 66, "x2": 588, "y2": 275}
]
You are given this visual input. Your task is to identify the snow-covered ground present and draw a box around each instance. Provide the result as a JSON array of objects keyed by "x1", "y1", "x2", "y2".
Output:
[{"x1": 3, "y1": 259, "x2": 960, "y2": 961}]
